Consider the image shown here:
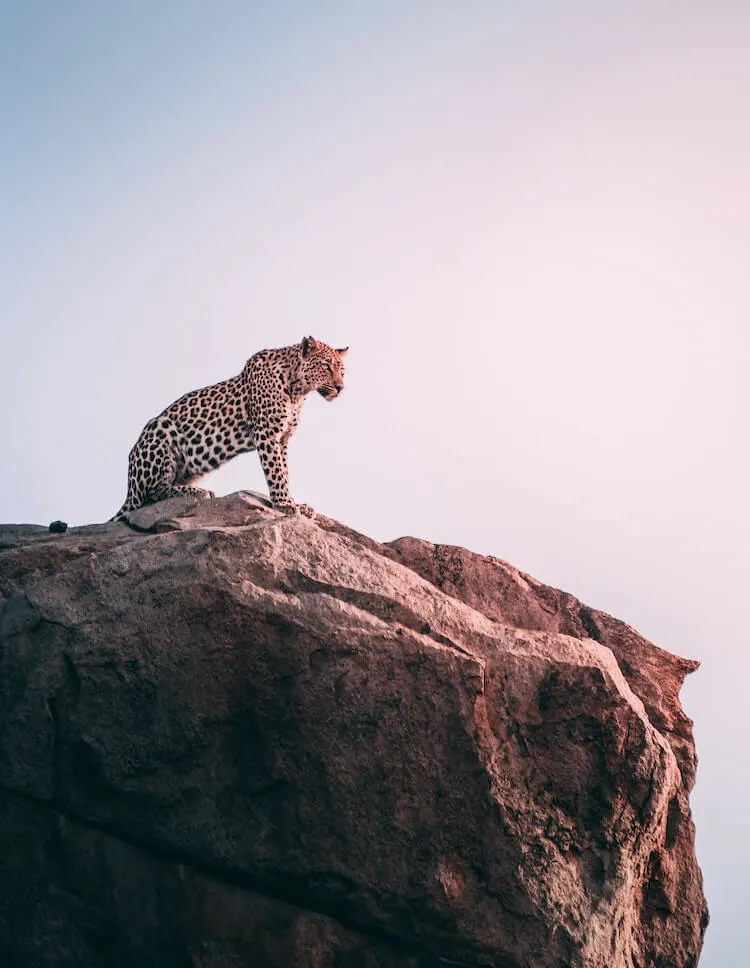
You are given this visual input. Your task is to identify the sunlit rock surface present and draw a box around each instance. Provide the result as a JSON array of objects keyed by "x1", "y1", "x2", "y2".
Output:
[{"x1": 0, "y1": 493, "x2": 707, "y2": 967}]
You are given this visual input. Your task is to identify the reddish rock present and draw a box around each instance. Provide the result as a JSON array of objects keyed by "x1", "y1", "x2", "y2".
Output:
[{"x1": 0, "y1": 493, "x2": 707, "y2": 967}]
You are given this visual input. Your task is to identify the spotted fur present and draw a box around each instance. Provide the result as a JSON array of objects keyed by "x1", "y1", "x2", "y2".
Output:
[{"x1": 110, "y1": 337, "x2": 347, "y2": 521}]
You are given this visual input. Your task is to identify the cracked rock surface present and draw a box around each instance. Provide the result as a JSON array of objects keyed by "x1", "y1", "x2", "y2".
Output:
[{"x1": 0, "y1": 493, "x2": 707, "y2": 967}]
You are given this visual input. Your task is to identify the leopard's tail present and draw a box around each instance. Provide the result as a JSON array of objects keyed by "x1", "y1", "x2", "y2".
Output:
[{"x1": 108, "y1": 501, "x2": 138, "y2": 523}]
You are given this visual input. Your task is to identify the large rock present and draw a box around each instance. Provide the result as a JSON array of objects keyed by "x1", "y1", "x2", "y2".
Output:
[{"x1": 0, "y1": 493, "x2": 707, "y2": 967}]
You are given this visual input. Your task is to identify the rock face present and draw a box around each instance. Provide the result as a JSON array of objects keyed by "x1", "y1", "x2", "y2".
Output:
[{"x1": 0, "y1": 493, "x2": 707, "y2": 967}]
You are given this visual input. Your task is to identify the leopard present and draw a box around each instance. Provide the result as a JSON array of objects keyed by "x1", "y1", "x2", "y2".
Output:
[{"x1": 110, "y1": 336, "x2": 347, "y2": 521}]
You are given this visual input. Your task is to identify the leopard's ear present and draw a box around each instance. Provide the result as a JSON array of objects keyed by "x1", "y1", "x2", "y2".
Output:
[
  {"x1": 301, "y1": 336, "x2": 319, "y2": 356},
  {"x1": 335, "y1": 346, "x2": 349, "y2": 356}
]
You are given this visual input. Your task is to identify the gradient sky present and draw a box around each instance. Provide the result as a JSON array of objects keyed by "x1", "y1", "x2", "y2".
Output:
[{"x1": 1, "y1": 3, "x2": 748, "y2": 963}]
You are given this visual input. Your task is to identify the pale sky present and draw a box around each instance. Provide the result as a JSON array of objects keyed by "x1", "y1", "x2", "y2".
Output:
[{"x1": 1, "y1": 3, "x2": 748, "y2": 963}]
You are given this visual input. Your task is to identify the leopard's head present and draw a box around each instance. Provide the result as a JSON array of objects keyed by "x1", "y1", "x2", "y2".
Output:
[{"x1": 299, "y1": 337, "x2": 348, "y2": 401}]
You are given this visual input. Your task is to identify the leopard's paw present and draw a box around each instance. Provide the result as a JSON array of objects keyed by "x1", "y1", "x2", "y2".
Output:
[
  {"x1": 273, "y1": 501, "x2": 297, "y2": 515},
  {"x1": 274, "y1": 501, "x2": 314, "y2": 518}
]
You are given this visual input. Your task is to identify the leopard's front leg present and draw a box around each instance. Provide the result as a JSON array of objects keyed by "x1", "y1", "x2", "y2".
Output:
[{"x1": 256, "y1": 438, "x2": 314, "y2": 517}]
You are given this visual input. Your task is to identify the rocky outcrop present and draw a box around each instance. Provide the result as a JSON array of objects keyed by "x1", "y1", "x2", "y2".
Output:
[{"x1": 0, "y1": 493, "x2": 707, "y2": 967}]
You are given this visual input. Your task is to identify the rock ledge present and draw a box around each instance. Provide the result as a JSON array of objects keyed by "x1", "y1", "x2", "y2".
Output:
[{"x1": 0, "y1": 493, "x2": 707, "y2": 967}]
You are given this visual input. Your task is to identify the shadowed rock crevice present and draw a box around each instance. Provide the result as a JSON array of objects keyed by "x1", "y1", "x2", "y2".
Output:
[
  {"x1": 0, "y1": 787, "x2": 492, "y2": 968},
  {"x1": 0, "y1": 493, "x2": 707, "y2": 967}
]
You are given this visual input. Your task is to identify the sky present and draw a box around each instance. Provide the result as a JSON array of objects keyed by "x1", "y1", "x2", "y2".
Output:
[{"x1": 1, "y1": 2, "x2": 748, "y2": 963}]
